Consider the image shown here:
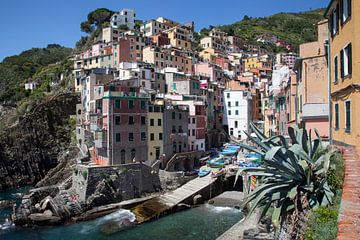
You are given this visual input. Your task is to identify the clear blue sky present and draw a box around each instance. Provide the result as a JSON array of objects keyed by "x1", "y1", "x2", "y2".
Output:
[{"x1": 0, "y1": 0, "x2": 329, "y2": 61}]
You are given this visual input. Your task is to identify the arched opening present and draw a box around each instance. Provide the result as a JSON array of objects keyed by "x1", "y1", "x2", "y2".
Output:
[
  {"x1": 120, "y1": 150, "x2": 126, "y2": 164},
  {"x1": 131, "y1": 149, "x2": 136, "y2": 162}
]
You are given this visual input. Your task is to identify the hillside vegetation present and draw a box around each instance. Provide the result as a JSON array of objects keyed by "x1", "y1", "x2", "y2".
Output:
[
  {"x1": 215, "y1": 8, "x2": 325, "y2": 52},
  {"x1": 0, "y1": 44, "x2": 73, "y2": 103}
]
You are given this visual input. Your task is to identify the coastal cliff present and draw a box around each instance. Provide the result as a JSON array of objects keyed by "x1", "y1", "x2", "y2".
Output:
[{"x1": 0, "y1": 92, "x2": 79, "y2": 190}]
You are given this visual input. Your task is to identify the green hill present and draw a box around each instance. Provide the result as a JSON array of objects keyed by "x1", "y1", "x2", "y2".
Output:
[
  {"x1": 214, "y1": 8, "x2": 326, "y2": 52},
  {"x1": 0, "y1": 44, "x2": 73, "y2": 103}
]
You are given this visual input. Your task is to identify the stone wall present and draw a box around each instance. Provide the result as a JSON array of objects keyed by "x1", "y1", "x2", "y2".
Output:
[{"x1": 72, "y1": 163, "x2": 162, "y2": 206}]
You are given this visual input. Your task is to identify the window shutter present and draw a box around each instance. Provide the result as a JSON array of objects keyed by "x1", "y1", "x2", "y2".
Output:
[
  {"x1": 348, "y1": 0, "x2": 352, "y2": 17},
  {"x1": 348, "y1": 43, "x2": 352, "y2": 75},
  {"x1": 330, "y1": 12, "x2": 334, "y2": 37},
  {"x1": 340, "y1": 49, "x2": 344, "y2": 78},
  {"x1": 336, "y1": 4, "x2": 340, "y2": 31},
  {"x1": 340, "y1": 0, "x2": 344, "y2": 25}
]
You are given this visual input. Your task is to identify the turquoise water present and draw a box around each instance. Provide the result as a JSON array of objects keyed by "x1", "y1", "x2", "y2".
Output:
[
  {"x1": 0, "y1": 187, "x2": 30, "y2": 220},
  {"x1": 1, "y1": 188, "x2": 243, "y2": 240}
]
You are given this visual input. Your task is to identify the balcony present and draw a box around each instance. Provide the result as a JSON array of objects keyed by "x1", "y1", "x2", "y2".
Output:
[
  {"x1": 94, "y1": 131, "x2": 107, "y2": 148},
  {"x1": 103, "y1": 91, "x2": 149, "y2": 99}
]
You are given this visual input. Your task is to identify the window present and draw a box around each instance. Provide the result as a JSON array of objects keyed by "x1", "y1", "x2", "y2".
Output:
[
  {"x1": 150, "y1": 119, "x2": 154, "y2": 126},
  {"x1": 178, "y1": 126, "x2": 183, "y2": 133},
  {"x1": 150, "y1": 133, "x2": 155, "y2": 141},
  {"x1": 192, "y1": 129, "x2": 195, "y2": 136},
  {"x1": 128, "y1": 132, "x2": 134, "y2": 141},
  {"x1": 340, "y1": 43, "x2": 352, "y2": 78},
  {"x1": 172, "y1": 126, "x2": 176, "y2": 133},
  {"x1": 228, "y1": 102, "x2": 231, "y2": 107},
  {"x1": 128, "y1": 116, "x2": 134, "y2": 125},
  {"x1": 331, "y1": 5, "x2": 339, "y2": 36},
  {"x1": 128, "y1": 100, "x2": 134, "y2": 109},
  {"x1": 192, "y1": 118, "x2": 195, "y2": 124},
  {"x1": 235, "y1": 121, "x2": 238, "y2": 128},
  {"x1": 141, "y1": 132, "x2": 146, "y2": 141},
  {"x1": 115, "y1": 116, "x2": 121, "y2": 125},
  {"x1": 158, "y1": 119, "x2": 162, "y2": 126},
  {"x1": 131, "y1": 149, "x2": 136, "y2": 160},
  {"x1": 179, "y1": 113, "x2": 182, "y2": 120},
  {"x1": 341, "y1": 0, "x2": 351, "y2": 24},
  {"x1": 115, "y1": 99, "x2": 121, "y2": 108},
  {"x1": 334, "y1": 56, "x2": 338, "y2": 83},
  {"x1": 116, "y1": 133, "x2": 121, "y2": 142},
  {"x1": 235, "y1": 110, "x2": 239, "y2": 115},
  {"x1": 141, "y1": 101, "x2": 146, "y2": 109},
  {"x1": 159, "y1": 133, "x2": 163, "y2": 140},
  {"x1": 235, "y1": 101, "x2": 239, "y2": 106},
  {"x1": 227, "y1": 93, "x2": 230, "y2": 98},
  {"x1": 334, "y1": 103, "x2": 339, "y2": 130},
  {"x1": 172, "y1": 112, "x2": 176, "y2": 119},
  {"x1": 345, "y1": 101, "x2": 351, "y2": 132},
  {"x1": 141, "y1": 116, "x2": 146, "y2": 125},
  {"x1": 228, "y1": 110, "x2": 231, "y2": 115}
]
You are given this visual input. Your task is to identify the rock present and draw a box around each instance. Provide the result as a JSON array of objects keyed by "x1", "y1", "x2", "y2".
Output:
[
  {"x1": 34, "y1": 203, "x2": 40, "y2": 210},
  {"x1": 0, "y1": 200, "x2": 15, "y2": 209},
  {"x1": 0, "y1": 92, "x2": 79, "y2": 190},
  {"x1": 43, "y1": 210, "x2": 53, "y2": 217},
  {"x1": 28, "y1": 213, "x2": 61, "y2": 225},
  {"x1": 40, "y1": 197, "x2": 51, "y2": 211},
  {"x1": 193, "y1": 194, "x2": 203, "y2": 205}
]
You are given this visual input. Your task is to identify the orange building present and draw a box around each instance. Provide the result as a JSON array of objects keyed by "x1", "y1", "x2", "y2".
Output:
[
  {"x1": 294, "y1": 20, "x2": 330, "y2": 138},
  {"x1": 325, "y1": 0, "x2": 360, "y2": 149}
]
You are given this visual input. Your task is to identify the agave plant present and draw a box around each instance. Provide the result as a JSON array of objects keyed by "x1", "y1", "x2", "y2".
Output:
[{"x1": 235, "y1": 122, "x2": 336, "y2": 228}]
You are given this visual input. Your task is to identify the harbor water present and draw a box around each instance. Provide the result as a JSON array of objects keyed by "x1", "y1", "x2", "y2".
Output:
[{"x1": 1, "y1": 188, "x2": 243, "y2": 240}]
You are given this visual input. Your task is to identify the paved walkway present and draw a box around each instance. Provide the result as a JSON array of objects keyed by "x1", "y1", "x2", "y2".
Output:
[
  {"x1": 132, "y1": 174, "x2": 217, "y2": 223},
  {"x1": 337, "y1": 147, "x2": 360, "y2": 240}
]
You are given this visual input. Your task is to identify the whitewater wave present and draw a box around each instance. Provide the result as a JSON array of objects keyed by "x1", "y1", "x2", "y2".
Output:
[
  {"x1": 0, "y1": 219, "x2": 15, "y2": 232},
  {"x1": 205, "y1": 204, "x2": 242, "y2": 213},
  {"x1": 79, "y1": 209, "x2": 136, "y2": 235}
]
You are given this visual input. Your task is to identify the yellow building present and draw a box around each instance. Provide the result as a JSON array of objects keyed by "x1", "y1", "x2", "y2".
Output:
[
  {"x1": 243, "y1": 55, "x2": 272, "y2": 72},
  {"x1": 325, "y1": 0, "x2": 360, "y2": 149},
  {"x1": 199, "y1": 48, "x2": 217, "y2": 62},
  {"x1": 148, "y1": 102, "x2": 164, "y2": 162},
  {"x1": 164, "y1": 26, "x2": 192, "y2": 50}
]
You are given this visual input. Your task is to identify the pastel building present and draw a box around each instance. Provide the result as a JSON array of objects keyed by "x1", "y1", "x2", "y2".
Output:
[
  {"x1": 223, "y1": 85, "x2": 252, "y2": 140},
  {"x1": 111, "y1": 9, "x2": 136, "y2": 30},
  {"x1": 94, "y1": 84, "x2": 150, "y2": 165},
  {"x1": 142, "y1": 46, "x2": 193, "y2": 73},
  {"x1": 294, "y1": 20, "x2": 329, "y2": 138}
]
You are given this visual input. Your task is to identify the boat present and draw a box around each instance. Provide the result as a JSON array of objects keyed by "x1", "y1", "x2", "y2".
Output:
[
  {"x1": 199, "y1": 156, "x2": 211, "y2": 164},
  {"x1": 185, "y1": 170, "x2": 199, "y2": 176},
  {"x1": 198, "y1": 169, "x2": 211, "y2": 177},
  {"x1": 239, "y1": 162, "x2": 261, "y2": 168},
  {"x1": 207, "y1": 155, "x2": 226, "y2": 168}
]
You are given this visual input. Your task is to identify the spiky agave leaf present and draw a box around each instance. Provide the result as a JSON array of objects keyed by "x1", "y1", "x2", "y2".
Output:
[{"x1": 237, "y1": 123, "x2": 337, "y2": 229}]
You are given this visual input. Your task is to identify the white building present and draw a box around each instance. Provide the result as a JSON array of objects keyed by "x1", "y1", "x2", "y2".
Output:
[
  {"x1": 110, "y1": 9, "x2": 136, "y2": 30},
  {"x1": 223, "y1": 90, "x2": 252, "y2": 140},
  {"x1": 140, "y1": 19, "x2": 172, "y2": 37},
  {"x1": 200, "y1": 28, "x2": 228, "y2": 51},
  {"x1": 25, "y1": 82, "x2": 37, "y2": 91},
  {"x1": 102, "y1": 27, "x2": 120, "y2": 43}
]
